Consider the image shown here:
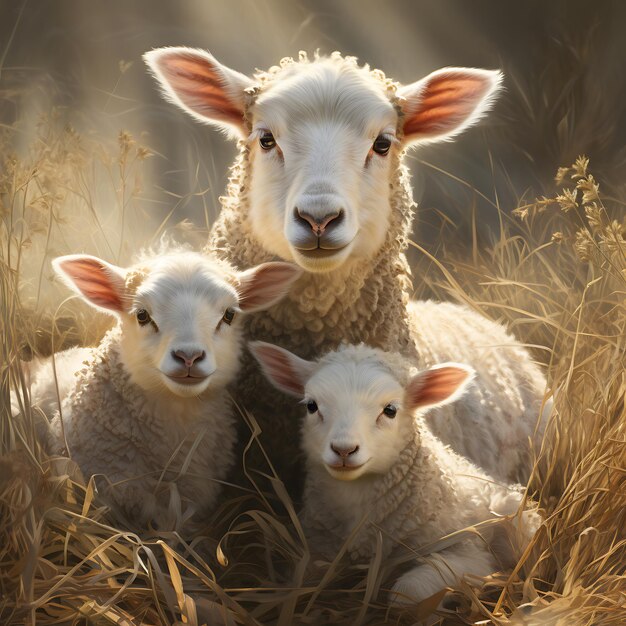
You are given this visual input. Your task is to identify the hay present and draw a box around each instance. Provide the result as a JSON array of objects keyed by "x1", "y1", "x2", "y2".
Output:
[{"x1": 1, "y1": 114, "x2": 625, "y2": 625}]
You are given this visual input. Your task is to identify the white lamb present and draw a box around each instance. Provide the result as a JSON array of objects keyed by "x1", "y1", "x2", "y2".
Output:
[
  {"x1": 39, "y1": 251, "x2": 300, "y2": 531},
  {"x1": 144, "y1": 48, "x2": 550, "y2": 485},
  {"x1": 251, "y1": 341, "x2": 540, "y2": 606}
]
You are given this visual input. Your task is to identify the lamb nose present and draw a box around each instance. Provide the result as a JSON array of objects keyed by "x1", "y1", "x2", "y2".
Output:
[
  {"x1": 172, "y1": 349, "x2": 205, "y2": 368},
  {"x1": 294, "y1": 208, "x2": 344, "y2": 235},
  {"x1": 330, "y1": 442, "x2": 359, "y2": 458}
]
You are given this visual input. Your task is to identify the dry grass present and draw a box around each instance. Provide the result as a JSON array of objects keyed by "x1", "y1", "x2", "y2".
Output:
[{"x1": 1, "y1": 112, "x2": 625, "y2": 626}]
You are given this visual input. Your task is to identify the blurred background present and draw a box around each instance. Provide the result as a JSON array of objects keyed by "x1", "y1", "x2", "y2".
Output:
[{"x1": 1, "y1": 0, "x2": 625, "y2": 304}]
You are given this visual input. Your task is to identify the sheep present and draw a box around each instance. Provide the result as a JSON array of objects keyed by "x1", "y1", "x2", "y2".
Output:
[
  {"x1": 144, "y1": 49, "x2": 549, "y2": 485},
  {"x1": 39, "y1": 250, "x2": 300, "y2": 531},
  {"x1": 251, "y1": 341, "x2": 540, "y2": 606}
]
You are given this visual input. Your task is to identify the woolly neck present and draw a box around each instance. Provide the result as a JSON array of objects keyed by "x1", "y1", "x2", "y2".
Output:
[
  {"x1": 303, "y1": 428, "x2": 453, "y2": 561},
  {"x1": 208, "y1": 132, "x2": 417, "y2": 358},
  {"x1": 74, "y1": 327, "x2": 150, "y2": 424},
  {"x1": 207, "y1": 53, "x2": 418, "y2": 356}
]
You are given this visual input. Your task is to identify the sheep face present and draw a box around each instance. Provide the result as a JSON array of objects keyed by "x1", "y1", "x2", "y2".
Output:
[
  {"x1": 301, "y1": 357, "x2": 411, "y2": 481},
  {"x1": 53, "y1": 253, "x2": 301, "y2": 399},
  {"x1": 119, "y1": 254, "x2": 244, "y2": 398},
  {"x1": 145, "y1": 49, "x2": 502, "y2": 273},
  {"x1": 246, "y1": 60, "x2": 398, "y2": 273},
  {"x1": 251, "y1": 342, "x2": 473, "y2": 481}
]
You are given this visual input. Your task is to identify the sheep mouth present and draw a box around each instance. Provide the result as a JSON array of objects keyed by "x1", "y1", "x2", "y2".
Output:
[
  {"x1": 326, "y1": 460, "x2": 368, "y2": 474},
  {"x1": 164, "y1": 374, "x2": 210, "y2": 386},
  {"x1": 295, "y1": 243, "x2": 350, "y2": 259}
]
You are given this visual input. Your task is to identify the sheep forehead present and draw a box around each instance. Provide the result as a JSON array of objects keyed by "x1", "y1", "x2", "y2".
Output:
[
  {"x1": 133, "y1": 253, "x2": 238, "y2": 312},
  {"x1": 318, "y1": 344, "x2": 409, "y2": 376},
  {"x1": 308, "y1": 349, "x2": 404, "y2": 411},
  {"x1": 252, "y1": 61, "x2": 397, "y2": 137}
]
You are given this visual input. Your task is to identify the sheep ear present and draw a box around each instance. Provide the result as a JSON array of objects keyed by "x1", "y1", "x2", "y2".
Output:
[
  {"x1": 144, "y1": 46, "x2": 255, "y2": 138},
  {"x1": 52, "y1": 254, "x2": 128, "y2": 315},
  {"x1": 236, "y1": 262, "x2": 302, "y2": 313},
  {"x1": 398, "y1": 68, "x2": 502, "y2": 145},
  {"x1": 249, "y1": 341, "x2": 315, "y2": 398},
  {"x1": 405, "y1": 363, "x2": 474, "y2": 411}
]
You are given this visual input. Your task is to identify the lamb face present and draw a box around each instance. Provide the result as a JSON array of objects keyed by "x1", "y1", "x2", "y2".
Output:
[
  {"x1": 145, "y1": 49, "x2": 502, "y2": 273},
  {"x1": 53, "y1": 253, "x2": 301, "y2": 400},
  {"x1": 299, "y1": 354, "x2": 412, "y2": 481},
  {"x1": 251, "y1": 342, "x2": 473, "y2": 481},
  {"x1": 119, "y1": 254, "x2": 245, "y2": 397}
]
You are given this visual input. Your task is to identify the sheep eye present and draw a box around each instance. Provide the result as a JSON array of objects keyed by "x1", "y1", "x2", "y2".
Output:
[
  {"x1": 372, "y1": 135, "x2": 391, "y2": 156},
  {"x1": 383, "y1": 404, "x2": 397, "y2": 418},
  {"x1": 221, "y1": 307, "x2": 236, "y2": 326},
  {"x1": 306, "y1": 400, "x2": 318, "y2": 414},
  {"x1": 136, "y1": 309, "x2": 152, "y2": 326},
  {"x1": 259, "y1": 131, "x2": 276, "y2": 150}
]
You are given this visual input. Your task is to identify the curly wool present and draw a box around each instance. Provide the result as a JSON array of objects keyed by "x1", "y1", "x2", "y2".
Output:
[
  {"x1": 207, "y1": 53, "x2": 547, "y2": 486},
  {"x1": 48, "y1": 326, "x2": 236, "y2": 530}
]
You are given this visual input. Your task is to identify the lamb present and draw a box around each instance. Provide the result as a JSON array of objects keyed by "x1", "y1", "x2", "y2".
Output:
[
  {"x1": 144, "y1": 48, "x2": 549, "y2": 485},
  {"x1": 40, "y1": 250, "x2": 300, "y2": 531},
  {"x1": 251, "y1": 341, "x2": 540, "y2": 606}
]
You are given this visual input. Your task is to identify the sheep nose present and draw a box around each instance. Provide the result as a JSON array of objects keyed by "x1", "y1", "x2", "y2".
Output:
[
  {"x1": 330, "y1": 442, "x2": 359, "y2": 458},
  {"x1": 172, "y1": 349, "x2": 205, "y2": 368},
  {"x1": 294, "y1": 207, "x2": 344, "y2": 236}
]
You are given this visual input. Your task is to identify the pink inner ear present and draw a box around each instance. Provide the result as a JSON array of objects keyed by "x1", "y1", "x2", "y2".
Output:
[
  {"x1": 408, "y1": 367, "x2": 469, "y2": 409},
  {"x1": 238, "y1": 263, "x2": 300, "y2": 312},
  {"x1": 253, "y1": 345, "x2": 305, "y2": 397},
  {"x1": 160, "y1": 53, "x2": 243, "y2": 125},
  {"x1": 404, "y1": 72, "x2": 492, "y2": 138},
  {"x1": 60, "y1": 259, "x2": 124, "y2": 312}
]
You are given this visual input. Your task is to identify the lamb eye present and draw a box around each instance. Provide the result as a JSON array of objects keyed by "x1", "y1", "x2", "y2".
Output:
[
  {"x1": 372, "y1": 135, "x2": 391, "y2": 156},
  {"x1": 136, "y1": 309, "x2": 152, "y2": 326},
  {"x1": 306, "y1": 400, "x2": 318, "y2": 414},
  {"x1": 383, "y1": 404, "x2": 397, "y2": 418},
  {"x1": 221, "y1": 307, "x2": 236, "y2": 326},
  {"x1": 259, "y1": 131, "x2": 276, "y2": 150}
]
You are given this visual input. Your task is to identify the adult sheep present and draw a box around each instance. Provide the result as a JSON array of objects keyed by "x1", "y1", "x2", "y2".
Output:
[{"x1": 144, "y1": 49, "x2": 549, "y2": 485}]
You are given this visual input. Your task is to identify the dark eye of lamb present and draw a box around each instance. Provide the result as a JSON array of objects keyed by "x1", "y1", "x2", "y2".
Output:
[
  {"x1": 221, "y1": 307, "x2": 236, "y2": 326},
  {"x1": 383, "y1": 404, "x2": 397, "y2": 418},
  {"x1": 259, "y1": 131, "x2": 276, "y2": 150},
  {"x1": 306, "y1": 400, "x2": 318, "y2": 414},
  {"x1": 136, "y1": 309, "x2": 152, "y2": 326},
  {"x1": 372, "y1": 135, "x2": 391, "y2": 156}
]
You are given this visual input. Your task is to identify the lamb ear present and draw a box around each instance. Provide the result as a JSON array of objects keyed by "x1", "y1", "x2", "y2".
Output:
[
  {"x1": 52, "y1": 254, "x2": 128, "y2": 315},
  {"x1": 405, "y1": 363, "x2": 474, "y2": 411},
  {"x1": 398, "y1": 67, "x2": 502, "y2": 145},
  {"x1": 236, "y1": 262, "x2": 302, "y2": 313},
  {"x1": 143, "y1": 46, "x2": 255, "y2": 138},
  {"x1": 249, "y1": 341, "x2": 315, "y2": 398}
]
